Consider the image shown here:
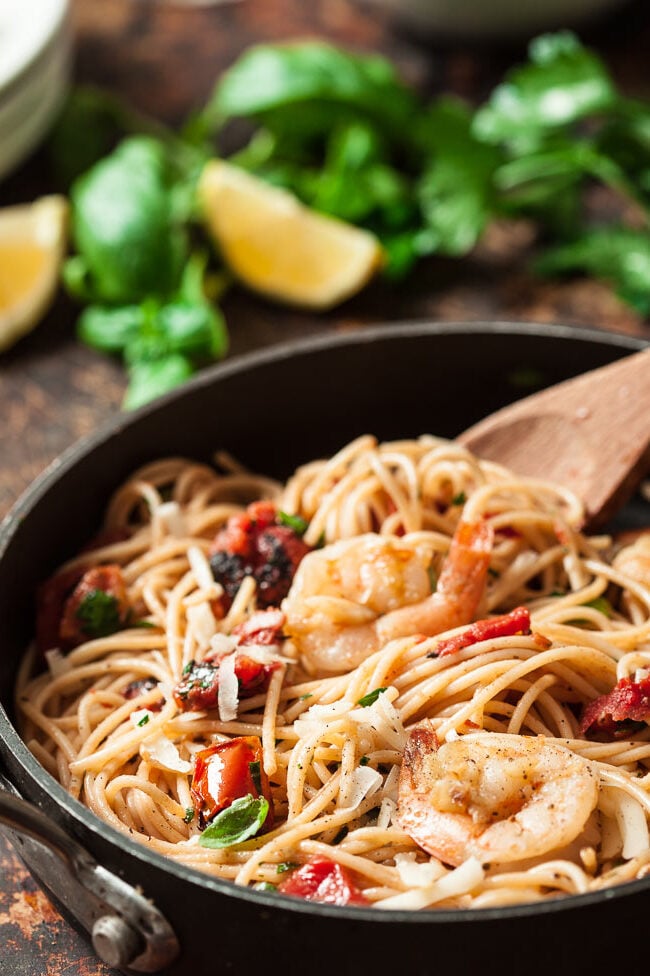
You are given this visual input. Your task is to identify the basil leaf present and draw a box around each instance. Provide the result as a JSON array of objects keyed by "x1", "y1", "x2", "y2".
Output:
[
  {"x1": 357, "y1": 687, "x2": 387, "y2": 707},
  {"x1": 77, "y1": 304, "x2": 144, "y2": 353},
  {"x1": 69, "y1": 137, "x2": 188, "y2": 304},
  {"x1": 199, "y1": 794, "x2": 269, "y2": 849},
  {"x1": 123, "y1": 354, "x2": 195, "y2": 411}
]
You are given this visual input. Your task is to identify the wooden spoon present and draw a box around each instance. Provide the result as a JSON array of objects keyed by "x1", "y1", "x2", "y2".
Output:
[{"x1": 458, "y1": 345, "x2": 650, "y2": 529}]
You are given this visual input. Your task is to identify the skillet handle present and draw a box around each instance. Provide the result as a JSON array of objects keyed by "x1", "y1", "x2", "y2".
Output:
[{"x1": 0, "y1": 771, "x2": 179, "y2": 973}]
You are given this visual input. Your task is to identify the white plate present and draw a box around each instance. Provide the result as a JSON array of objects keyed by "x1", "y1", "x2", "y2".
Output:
[{"x1": 0, "y1": 0, "x2": 71, "y2": 181}]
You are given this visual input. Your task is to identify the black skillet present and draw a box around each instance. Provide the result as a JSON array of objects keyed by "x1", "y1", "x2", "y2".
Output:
[{"x1": 0, "y1": 321, "x2": 648, "y2": 976}]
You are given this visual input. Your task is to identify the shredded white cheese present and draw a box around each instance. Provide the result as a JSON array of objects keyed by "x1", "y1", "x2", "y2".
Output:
[
  {"x1": 186, "y1": 602, "x2": 218, "y2": 649},
  {"x1": 394, "y1": 852, "x2": 447, "y2": 888},
  {"x1": 140, "y1": 732, "x2": 192, "y2": 774},
  {"x1": 350, "y1": 687, "x2": 407, "y2": 750},
  {"x1": 382, "y1": 764, "x2": 400, "y2": 802},
  {"x1": 44, "y1": 648, "x2": 71, "y2": 678},
  {"x1": 343, "y1": 765, "x2": 383, "y2": 809},
  {"x1": 217, "y1": 651, "x2": 239, "y2": 722},
  {"x1": 377, "y1": 857, "x2": 485, "y2": 911},
  {"x1": 131, "y1": 708, "x2": 154, "y2": 729},
  {"x1": 209, "y1": 633, "x2": 238, "y2": 657}
]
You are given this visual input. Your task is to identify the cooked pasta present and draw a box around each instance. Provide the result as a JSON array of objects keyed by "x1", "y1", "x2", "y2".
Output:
[{"x1": 16, "y1": 435, "x2": 650, "y2": 909}]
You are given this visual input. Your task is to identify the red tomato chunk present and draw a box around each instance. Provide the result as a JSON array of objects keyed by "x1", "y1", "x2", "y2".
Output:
[
  {"x1": 191, "y1": 736, "x2": 274, "y2": 828},
  {"x1": 432, "y1": 606, "x2": 531, "y2": 658},
  {"x1": 277, "y1": 856, "x2": 369, "y2": 906},
  {"x1": 580, "y1": 676, "x2": 650, "y2": 738},
  {"x1": 209, "y1": 502, "x2": 311, "y2": 611}
]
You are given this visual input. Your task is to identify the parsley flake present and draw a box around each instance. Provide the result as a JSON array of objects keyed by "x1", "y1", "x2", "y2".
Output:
[{"x1": 277, "y1": 511, "x2": 309, "y2": 536}]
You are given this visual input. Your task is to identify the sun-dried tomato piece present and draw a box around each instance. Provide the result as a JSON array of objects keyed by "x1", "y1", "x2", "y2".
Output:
[{"x1": 580, "y1": 676, "x2": 650, "y2": 738}]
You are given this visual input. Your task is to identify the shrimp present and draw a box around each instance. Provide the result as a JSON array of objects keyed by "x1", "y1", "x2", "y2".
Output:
[
  {"x1": 396, "y1": 726, "x2": 599, "y2": 867},
  {"x1": 283, "y1": 519, "x2": 493, "y2": 673}
]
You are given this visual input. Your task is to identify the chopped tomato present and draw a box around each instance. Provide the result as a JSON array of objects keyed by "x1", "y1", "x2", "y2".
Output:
[
  {"x1": 191, "y1": 736, "x2": 274, "y2": 828},
  {"x1": 58, "y1": 565, "x2": 129, "y2": 648},
  {"x1": 277, "y1": 856, "x2": 369, "y2": 906},
  {"x1": 173, "y1": 652, "x2": 279, "y2": 712},
  {"x1": 35, "y1": 530, "x2": 131, "y2": 653},
  {"x1": 209, "y1": 502, "x2": 311, "y2": 611},
  {"x1": 36, "y1": 565, "x2": 85, "y2": 652},
  {"x1": 580, "y1": 676, "x2": 650, "y2": 738},
  {"x1": 430, "y1": 606, "x2": 531, "y2": 658}
]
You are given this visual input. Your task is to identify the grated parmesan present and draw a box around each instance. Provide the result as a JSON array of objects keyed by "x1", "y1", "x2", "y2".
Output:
[
  {"x1": 377, "y1": 857, "x2": 485, "y2": 911},
  {"x1": 140, "y1": 732, "x2": 192, "y2": 774},
  {"x1": 217, "y1": 651, "x2": 239, "y2": 722},
  {"x1": 343, "y1": 765, "x2": 383, "y2": 809},
  {"x1": 186, "y1": 602, "x2": 218, "y2": 649}
]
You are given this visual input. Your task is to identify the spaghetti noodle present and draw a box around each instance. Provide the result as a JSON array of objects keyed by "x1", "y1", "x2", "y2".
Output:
[{"x1": 16, "y1": 435, "x2": 650, "y2": 909}]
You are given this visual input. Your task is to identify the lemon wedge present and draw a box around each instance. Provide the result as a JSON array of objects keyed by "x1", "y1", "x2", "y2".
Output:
[
  {"x1": 199, "y1": 160, "x2": 383, "y2": 309},
  {"x1": 0, "y1": 195, "x2": 68, "y2": 352}
]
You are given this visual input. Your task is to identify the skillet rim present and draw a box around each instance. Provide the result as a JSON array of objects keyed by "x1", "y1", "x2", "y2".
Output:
[{"x1": 1, "y1": 318, "x2": 649, "y2": 926}]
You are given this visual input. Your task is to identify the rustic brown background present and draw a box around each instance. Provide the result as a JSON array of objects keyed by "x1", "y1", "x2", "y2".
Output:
[{"x1": 1, "y1": 0, "x2": 649, "y2": 971}]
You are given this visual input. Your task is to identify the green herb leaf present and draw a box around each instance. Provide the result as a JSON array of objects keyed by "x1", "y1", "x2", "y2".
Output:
[
  {"x1": 68, "y1": 137, "x2": 188, "y2": 305},
  {"x1": 583, "y1": 596, "x2": 614, "y2": 617},
  {"x1": 253, "y1": 882, "x2": 277, "y2": 892},
  {"x1": 198, "y1": 794, "x2": 269, "y2": 849},
  {"x1": 359, "y1": 755, "x2": 370, "y2": 766},
  {"x1": 77, "y1": 304, "x2": 144, "y2": 353},
  {"x1": 473, "y1": 31, "x2": 617, "y2": 145},
  {"x1": 417, "y1": 98, "x2": 501, "y2": 256},
  {"x1": 357, "y1": 687, "x2": 387, "y2": 707},
  {"x1": 275, "y1": 861, "x2": 299, "y2": 874},
  {"x1": 123, "y1": 354, "x2": 195, "y2": 411},
  {"x1": 277, "y1": 511, "x2": 309, "y2": 535},
  {"x1": 451, "y1": 491, "x2": 467, "y2": 506},
  {"x1": 184, "y1": 807, "x2": 195, "y2": 824},
  {"x1": 137, "y1": 713, "x2": 150, "y2": 728},
  {"x1": 249, "y1": 760, "x2": 263, "y2": 795},
  {"x1": 205, "y1": 42, "x2": 418, "y2": 141},
  {"x1": 76, "y1": 589, "x2": 123, "y2": 639},
  {"x1": 535, "y1": 227, "x2": 650, "y2": 314}
]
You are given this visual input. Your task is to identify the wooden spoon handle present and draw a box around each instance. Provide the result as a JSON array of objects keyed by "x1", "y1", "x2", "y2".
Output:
[{"x1": 459, "y1": 346, "x2": 650, "y2": 527}]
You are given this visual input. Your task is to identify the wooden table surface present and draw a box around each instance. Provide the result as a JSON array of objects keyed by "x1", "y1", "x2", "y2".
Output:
[{"x1": 1, "y1": 0, "x2": 649, "y2": 972}]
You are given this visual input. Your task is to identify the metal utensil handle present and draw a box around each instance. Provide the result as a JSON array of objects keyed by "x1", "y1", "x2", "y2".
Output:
[{"x1": 0, "y1": 779, "x2": 179, "y2": 972}]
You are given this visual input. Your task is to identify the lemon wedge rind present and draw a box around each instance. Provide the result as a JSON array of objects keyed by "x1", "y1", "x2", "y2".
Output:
[{"x1": 198, "y1": 160, "x2": 383, "y2": 310}]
